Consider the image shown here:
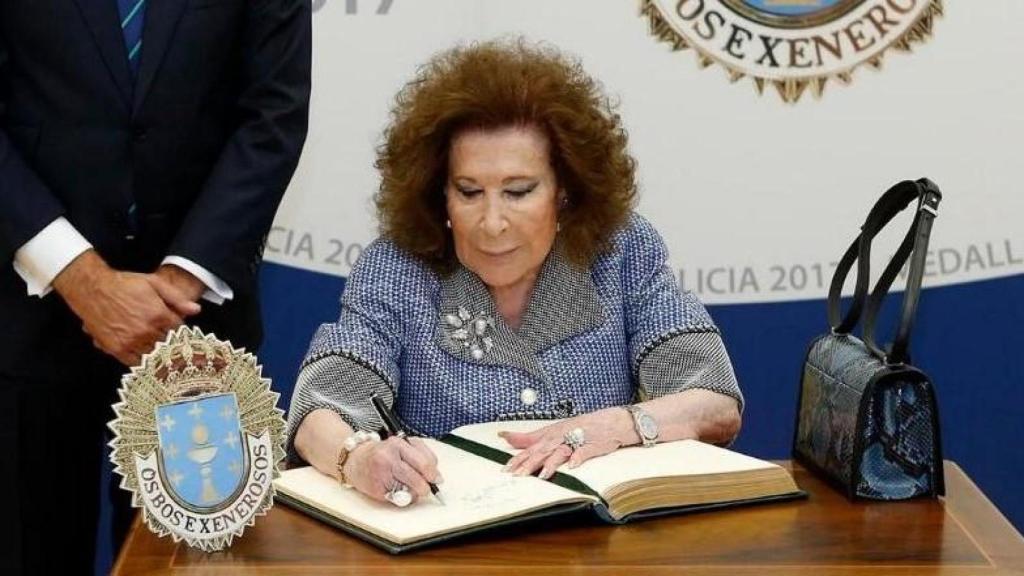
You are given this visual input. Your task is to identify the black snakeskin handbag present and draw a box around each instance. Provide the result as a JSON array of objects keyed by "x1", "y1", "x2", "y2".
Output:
[{"x1": 793, "y1": 178, "x2": 945, "y2": 500}]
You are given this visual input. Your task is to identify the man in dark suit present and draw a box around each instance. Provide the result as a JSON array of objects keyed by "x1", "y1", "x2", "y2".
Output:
[{"x1": 0, "y1": 0, "x2": 311, "y2": 571}]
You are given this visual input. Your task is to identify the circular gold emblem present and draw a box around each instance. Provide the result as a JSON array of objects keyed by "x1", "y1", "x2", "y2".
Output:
[
  {"x1": 108, "y1": 327, "x2": 286, "y2": 552},
  {"x1": 640, "y1": 0, "x2": 943, "y2": 102}
]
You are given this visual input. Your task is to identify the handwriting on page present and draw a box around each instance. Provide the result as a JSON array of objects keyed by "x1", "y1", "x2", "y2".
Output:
[{"x1": 451, "y1": 477, "x2": 522, "y2": 509}]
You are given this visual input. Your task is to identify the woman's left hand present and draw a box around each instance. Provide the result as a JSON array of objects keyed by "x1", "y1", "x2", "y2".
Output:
[{"x1": 499, "y1": 408, "x2": 634, "y2": 479}]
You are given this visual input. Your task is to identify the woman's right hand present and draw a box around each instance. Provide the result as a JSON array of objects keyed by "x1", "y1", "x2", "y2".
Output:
[{"x1": 343, "y1": 436, "x2": 442, "y2": 505}]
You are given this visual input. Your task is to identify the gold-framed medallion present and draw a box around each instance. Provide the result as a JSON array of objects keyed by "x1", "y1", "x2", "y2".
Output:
[
  {"x1": 640, "y1": 0, "x2": 943, "y2": 102},
  {"x1": 108, "y1": 327, "x2": 285, "y2": 552}
]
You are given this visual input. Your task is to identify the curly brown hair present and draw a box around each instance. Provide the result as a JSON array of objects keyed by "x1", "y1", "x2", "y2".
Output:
[{"x1": 374, "y1": 38, "x2": 637, "y2": 271}]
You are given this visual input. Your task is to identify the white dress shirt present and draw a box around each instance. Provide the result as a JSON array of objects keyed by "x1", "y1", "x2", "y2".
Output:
[{"x1": 13, "y1": 217, "x2": 233, "y2": 304}]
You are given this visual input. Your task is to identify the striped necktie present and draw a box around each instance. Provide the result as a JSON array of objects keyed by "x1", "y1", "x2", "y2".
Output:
[{"x1": 116, "y1": 0, "x2": 146, "y2": 77}]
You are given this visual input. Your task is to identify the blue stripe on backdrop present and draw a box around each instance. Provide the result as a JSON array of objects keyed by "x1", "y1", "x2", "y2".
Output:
[
  {"x1": 259, "y1": 263, "x2": 347, "y2": 398},
  {"x1": 93, "y1": 263, "x2": 1024, "y2": 574}
]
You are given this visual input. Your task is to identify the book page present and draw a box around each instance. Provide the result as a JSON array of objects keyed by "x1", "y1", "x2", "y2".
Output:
[
  {"x1": 274, "y1": 438, "x2": 596, "y2": 545},
  {"x1": 566, "y1": 440, "x2": 781, "y2": 497},
  {"x1": 450, "y1": 420, "x2": 781, "y2": 498}
]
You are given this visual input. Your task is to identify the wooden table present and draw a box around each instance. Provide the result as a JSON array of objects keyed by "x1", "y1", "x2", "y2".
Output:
[{"x1": 113, "y1": 461, "x2": 1024, "y2": 575}]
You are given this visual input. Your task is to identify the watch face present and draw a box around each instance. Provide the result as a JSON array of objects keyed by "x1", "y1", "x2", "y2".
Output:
[{"x1": 638, "y1": 413, "x2": 658, "y2": 439}]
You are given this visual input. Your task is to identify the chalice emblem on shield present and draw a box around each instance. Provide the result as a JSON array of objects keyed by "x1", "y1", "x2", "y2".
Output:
[{"x1": 154, "y1": 393, "x2": 247, "y2": 513}]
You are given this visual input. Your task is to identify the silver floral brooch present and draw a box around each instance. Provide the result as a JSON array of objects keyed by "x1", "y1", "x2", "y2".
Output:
[{"x1": 443, "y1": 306, "x2": 495, "y2": 360}]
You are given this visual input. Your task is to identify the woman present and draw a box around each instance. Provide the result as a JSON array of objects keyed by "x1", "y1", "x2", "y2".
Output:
[{"x1": 287, "y1": 39, "x2": 743, "y2": 506}]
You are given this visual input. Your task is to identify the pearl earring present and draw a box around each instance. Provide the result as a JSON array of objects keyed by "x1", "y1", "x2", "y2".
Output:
[{"x1": 445, "y1": 219, "x2": 452, "y2": 229}]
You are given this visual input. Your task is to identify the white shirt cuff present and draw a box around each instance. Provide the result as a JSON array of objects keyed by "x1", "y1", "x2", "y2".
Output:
[
  {"x1": 13, "y1": 217, "x2": 93, "y2": 297},
  {"x1": 161, "y1": 256, "x2": 234, "y2": 305}
]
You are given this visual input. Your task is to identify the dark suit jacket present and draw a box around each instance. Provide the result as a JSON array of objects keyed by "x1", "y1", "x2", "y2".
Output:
[{"x1": 0, "y1": 0, "x2": 311, "y2": 383}]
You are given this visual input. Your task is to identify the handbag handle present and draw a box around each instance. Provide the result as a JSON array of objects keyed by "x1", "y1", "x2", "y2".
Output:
[
  {"x1": 827, "y1": 180, "x2": 926, "y2": 333},
  {"x1": 862, "y1": 178, "x2": 942, "y2": 364}
]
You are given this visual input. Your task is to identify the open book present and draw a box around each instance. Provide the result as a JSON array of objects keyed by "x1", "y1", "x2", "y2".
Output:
[{"x1": 274, "y1": 420, "x2": 804, "y2": 553}]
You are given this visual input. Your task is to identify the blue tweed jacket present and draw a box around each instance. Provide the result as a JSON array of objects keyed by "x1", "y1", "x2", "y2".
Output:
[{"x1": 286, "y1": 214, "x2": 741, "y2": 455}]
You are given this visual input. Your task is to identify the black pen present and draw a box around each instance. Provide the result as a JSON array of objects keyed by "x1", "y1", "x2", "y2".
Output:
[{"x1": 370, "y1": 394, "x2": 445, "y2": 505}]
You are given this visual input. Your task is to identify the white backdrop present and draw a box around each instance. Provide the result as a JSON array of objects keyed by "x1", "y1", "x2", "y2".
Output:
[{"x1": 268, "y1": 0, "x2": 1023, "y2": 304}]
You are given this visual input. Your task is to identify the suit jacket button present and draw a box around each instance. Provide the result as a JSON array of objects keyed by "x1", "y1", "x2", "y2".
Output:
[{"x1": 520, "y1": 388, "x2": 538, "y2": 406}]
